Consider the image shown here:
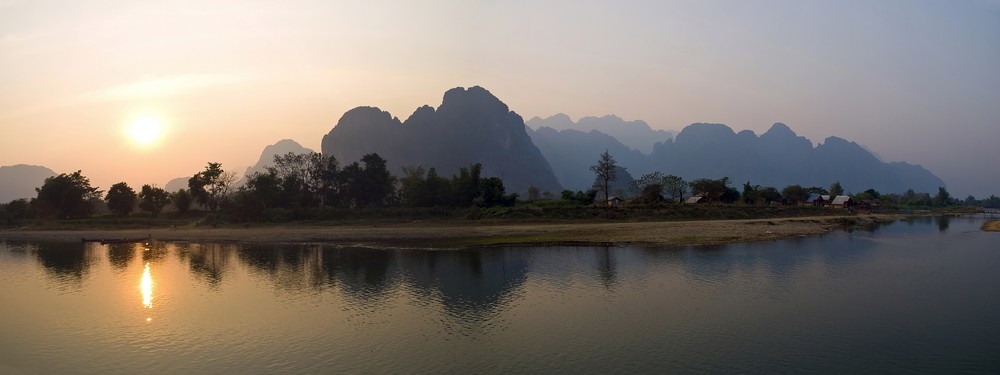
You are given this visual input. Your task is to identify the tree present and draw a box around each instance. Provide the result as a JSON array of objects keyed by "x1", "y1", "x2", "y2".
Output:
[
  {"x1": 172, "y1": 189, "x2": 193, "y2": 213},
  {"x1": 689, "y1": 177, "x2": 733, "y2": 202},
  {"x1": 934, "y1": 187, "x2": 952, "y2": 206},
  {"x1": 590, "y1": 149, "x2": 617, "y2": 203},
  {"x1": 829, "y1": 181, "x2": 844, "y2": 196},
  {"x1": 340, "y1": 153, "x2": 396, "y2": 208},
  {"x1": 527, "y1": 186, "x2": 540, "y2": 201},
  {"x1": 188, "y1": 162, "x2": 236, "y2": 211},
  {"x1": 782, "y1": 185, "x2": 809, "y2": 205},
  {"x1": 631, "y1": 172, "x2": 664, "y2": 203},
  {"x1": 479, "y1": 177, "x2": 506, "y2": 207},
  {"x1": 138, "y1": 185, "x2": 171, "y2": 217},
  {"x1": 105, "y1": 182, "x2": 137, "y2": 217},
  {"x1": 35, "y1": 171, "x2": 102, "y2": 219},
  {"x1": 662, "y1": 175, "x2": 687, "y2": 202},
  {"x1": 307, "y1": 153, "x2": 339, "y2": 207}
]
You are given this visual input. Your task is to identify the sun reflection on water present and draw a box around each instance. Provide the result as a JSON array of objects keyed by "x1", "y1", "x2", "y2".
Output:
[{"x1": 141, "y1": 262, "x2": 153, "y2": 309}]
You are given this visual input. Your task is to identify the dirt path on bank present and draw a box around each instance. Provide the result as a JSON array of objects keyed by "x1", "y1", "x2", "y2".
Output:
[{"x1": 0, "y1": 215, "x2": 906, "y2": 249}]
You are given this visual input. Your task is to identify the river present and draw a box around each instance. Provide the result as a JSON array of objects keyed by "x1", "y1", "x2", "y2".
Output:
[{"x1": 1, "y1": 215, "x2": 997, "y2": 373}]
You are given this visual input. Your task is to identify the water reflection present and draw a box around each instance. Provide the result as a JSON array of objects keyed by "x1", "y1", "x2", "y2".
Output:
[
  {"x1": 32, "y1": 241, "x2": 98, "y2": 287},
  {"x1": 141, "y1": 262, "x2": 152, "y2": 309}
]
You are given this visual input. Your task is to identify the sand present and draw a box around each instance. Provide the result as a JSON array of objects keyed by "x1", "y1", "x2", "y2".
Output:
[{"x1": 0, "y1": 215, "x2": 903, "y2": 249}]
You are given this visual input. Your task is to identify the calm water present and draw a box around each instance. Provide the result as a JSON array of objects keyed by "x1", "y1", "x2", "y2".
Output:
[{"x1": 1, "y1": 216, "x2": 998, "y2": 374}]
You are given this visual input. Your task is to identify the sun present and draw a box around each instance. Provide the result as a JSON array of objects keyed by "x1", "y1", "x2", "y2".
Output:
[{"x1": 129, "y1": 117, "x2": 163, "y2": 145}]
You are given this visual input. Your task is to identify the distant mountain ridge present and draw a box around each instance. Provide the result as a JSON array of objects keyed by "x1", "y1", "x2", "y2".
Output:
[
  {"x1": 0, "y1": 164, "x2": 56, "y2": 202},
  {"x1": 529, "y1": 122, "x2": 945, "y2": 194},
  {"x1": 238, "y1": 139, "x2": 314, "y2": 185},
  {"x1": 527, "y1": 114, "x2": 675, "y2": 154},
  {"x1": 321, "y1": 86, "x2": 561, "y2": 193}
]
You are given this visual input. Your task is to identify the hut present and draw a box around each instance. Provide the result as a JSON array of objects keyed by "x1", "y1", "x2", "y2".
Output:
[
  {"x1": 605, "y1": 196, "x2": 624, "y2": 208},
  {"x1": 685, "y1": 196, "x2": 705, "y2": 204},
  {"x1": 803, "y1": 193, "x2": 826, "y2": 206},
  {"x1": 829, "y1": 195, "x2": 855, "y2": 208}
]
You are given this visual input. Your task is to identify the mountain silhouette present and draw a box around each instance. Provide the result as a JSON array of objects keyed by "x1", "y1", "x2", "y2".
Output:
[
  {"x1": 0, "y1": 164, "x2": 56, "y2": 202},
  {"x1": 321, "y1": 86, "x2": 561, "y2": 193},
  {"x1": 531, "y1": 121, "x2": 945, "y2": 194},
  {"x1": 238, "y1": 139, "x2": 314, "y2": 185},
  {"x1": 527, "y1": 114, "x2": 675, "y2": 154}
]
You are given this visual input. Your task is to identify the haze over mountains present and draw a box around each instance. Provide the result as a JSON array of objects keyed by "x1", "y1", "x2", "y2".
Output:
[
  {"x1": 2, "y1": 86, "x2": 948, "y2": 201},
  {"x1": 526, "y1": 114, "x2": 675, "y2": 154},
  {"x1": 530, "y1": 121, "x2": 945, "y2": 194},
  {"x1": 0, "y1": 164, "x2": 55, "y2": 202}
]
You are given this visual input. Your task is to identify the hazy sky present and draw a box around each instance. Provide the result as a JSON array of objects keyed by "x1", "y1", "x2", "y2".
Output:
[{"x1": 1, "y1": 0, "x2": 998, "y2": 197}]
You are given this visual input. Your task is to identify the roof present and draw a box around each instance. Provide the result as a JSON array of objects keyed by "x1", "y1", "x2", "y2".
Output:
[
  {"x1": 821, "y1": 195, "x2": 832, "y2": 201},
  {"x1": 804, "y1": 193, "x2": 824, "y2": 203},
  {"x1": 830, "y1": 195, "x2": 852, "y2": 205},
  {"x1": 685, "y1": 196, "x2": 703, "y2": 204},
  {"x1": 607, "y1": 196, "x2": 622, "y2": 201}
]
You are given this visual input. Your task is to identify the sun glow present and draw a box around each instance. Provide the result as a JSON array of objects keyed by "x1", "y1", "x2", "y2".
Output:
[{"x1": 129, "y1": 117, "x2": 163, "y2": 145}]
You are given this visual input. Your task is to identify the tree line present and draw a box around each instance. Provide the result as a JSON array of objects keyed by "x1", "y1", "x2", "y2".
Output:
[{"x1": 1, "y1": 150, "x2": 994, "y2": 226}]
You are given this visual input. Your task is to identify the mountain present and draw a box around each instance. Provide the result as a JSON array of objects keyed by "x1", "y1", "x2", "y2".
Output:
[
  {"x1": 526, "y1": 114, "x2": 675, "y2": 154},
  {"x1": 531, "y1": 121, "x2": 945, "y2": 194},
  {"x1": 239, "y1": 139, "x2": 314, "y2": 185},
  {"x1": 321, "y1": 86, "x2": 561, "y2": 193},
  {"x1": 527, "y1": 127, "x2": 648, "y2": 191},
  {"x1": 648, "y1": 123, "x2": 945, "y2": 194},
  {"x1": 0, "y1": 164, "x2": 56, "y2": 202},
  {"x1": 164, "y1": 177, "x2": 189, "y2": 193}
]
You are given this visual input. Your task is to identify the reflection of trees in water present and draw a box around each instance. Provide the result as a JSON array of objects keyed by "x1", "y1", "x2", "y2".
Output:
[
  {"x1": 175, "y1": 243, "x2": 233, "y2": 287},
  {"x1": 237, "y1": 245, "x2": 333, "y2": 293},
  {"x1": 936, "y1": 216, "x2": 950, "y2": 232},
  {"x1": 597, "y1": 247, "x2": 617, "y2": 288},
  {"x1": 320, "y1": 248, "x2": 396, "y2": 304},
  {"x1": 400, "y1": 249, "x2": 529, "y2": 327},
  {"x1": 31, "y1": 241, "x2": 100, "y2": 287},
  {"x1": 142, "y1": 242, "x2": 169, "y2": 263},
  {"x1": 106, "y1": 243, "x2": 137, "y2": 270}
]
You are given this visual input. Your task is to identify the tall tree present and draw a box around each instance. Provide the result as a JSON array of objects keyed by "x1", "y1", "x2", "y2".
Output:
[
  {"x1": 138, "y1": 185, "x2": 171, "y2": 217},
  {"x1": 188, "y1": 162, "x2": 236, "y2": 211},
  {"x1": 590, "y1": 149, "x2": 618, "y2": 203},
  {"x1": 35, "y1": 171, "x2": 102, "y2": 219},
  {"x1": 934, "y1": 187, "x2": 951, "y2": 206},
  {"x1": 105, "y1": 182, "x2": 137, "y2": 217},
  {"x1": 829, "y1": 181, "x2": 844, "y2": 196},
  {"x1": 782, "y1": 185, "x2": 809, "y2": 205}
]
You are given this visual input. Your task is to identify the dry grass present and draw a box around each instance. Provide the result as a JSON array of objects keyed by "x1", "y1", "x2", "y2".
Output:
[{"x1": 982, "y1": 220, "x2": 1000, "y2": 232}]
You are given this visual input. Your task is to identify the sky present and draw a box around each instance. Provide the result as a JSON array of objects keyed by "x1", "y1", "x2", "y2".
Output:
[{"x1": 1, "y1": 0, "x2": 998, "y2": 197}]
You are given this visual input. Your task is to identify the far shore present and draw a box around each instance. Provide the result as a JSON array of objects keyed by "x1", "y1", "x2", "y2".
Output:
[{"x1": 0, "y1": 214, "x2": 915, "y2": 249}]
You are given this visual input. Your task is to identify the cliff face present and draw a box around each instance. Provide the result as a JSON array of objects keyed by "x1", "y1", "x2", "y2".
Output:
[{"x1": 322, "y1": 86, "x2": 561, "y2": 193}]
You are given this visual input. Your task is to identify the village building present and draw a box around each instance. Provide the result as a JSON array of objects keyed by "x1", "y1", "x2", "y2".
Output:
[
  {"x1": 803, "y1": 193, "x2": 826, "y2": 206},
  {"x1": 828, "y1": 195, "x2": 855, "y2": 208},
  {"x1": 685, "y1": 196, "x2": 705, "y2": 204},
  {"x1": 605, "y1": 196, "x2": 624, "y2": 208}
]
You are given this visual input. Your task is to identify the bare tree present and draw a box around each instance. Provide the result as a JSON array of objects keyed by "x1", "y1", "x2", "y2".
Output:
[{"x1": 590, "y1": 149, "x2": 617, "y2": 203}]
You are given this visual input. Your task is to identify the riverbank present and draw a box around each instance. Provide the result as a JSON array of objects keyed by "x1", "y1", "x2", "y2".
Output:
[
  {"x1": 0, "y1": 214, "x2": 907, "y2": 249},
  {"x1": 983, "y1": 220, "x2": 1000, "y2": 232}
]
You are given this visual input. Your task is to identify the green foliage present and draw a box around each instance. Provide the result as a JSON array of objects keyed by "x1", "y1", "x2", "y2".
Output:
[
  {"x1": 632, "y1": 172, "x2": 664, "y2": 203},
  {"x1": 782, "y1": 185, "x2": 809, "y2": 204},
  {"x1": 138, "y1": 185, "x2": 170, "y2": 217},
  {"x1": 34, "y1": 171, "x2": 102, "y2": 219},
  {"x1": 829, "y1": 181, "x2": 844, "y2": 196},
  {"x1": 105, "y1": 182, "x2": 137, "y2": 217},
  {"x1": 560, "y1": 189, "x2": 598, "y2": 205},
  {"x1": 934, "y1": 187, "x2": 952, "y2": 206}
]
